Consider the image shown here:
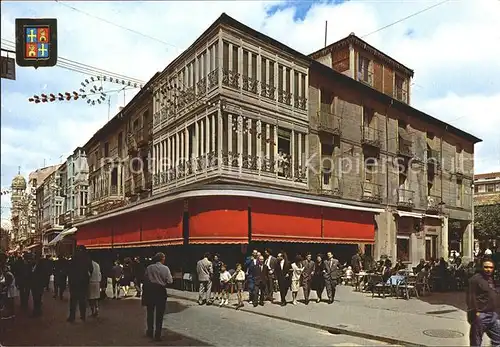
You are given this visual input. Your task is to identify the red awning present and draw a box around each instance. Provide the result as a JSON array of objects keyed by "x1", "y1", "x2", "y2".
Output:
[
  {"x1": 76, "y1": 223, "x2": 112, "y2": 249},
  {"x1": 188, "y1": 196, "x2": 249, "y2": 244},
  {"x1": 140, "y1": 202, "x2": 184, "y2": 247},
  {"x1": 250, "y1": 198, "x2": 323, "y2": 242},
  {"x1": 112, "y1": 212, "x2": 141, "y2": 247},
  {"x1": 323, "y1": 208, "x2": 375, "y2": 244}
]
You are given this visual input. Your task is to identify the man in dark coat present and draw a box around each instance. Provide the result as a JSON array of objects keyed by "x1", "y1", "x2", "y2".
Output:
[
  {"x1": 67, "y1": 246, "x2": 93, "y2": 322},
  {"x1": 29, "y1": 253, "x2": 47, "y2": 317}
]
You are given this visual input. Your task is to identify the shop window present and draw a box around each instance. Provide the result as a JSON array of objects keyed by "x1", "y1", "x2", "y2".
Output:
[{"x1": 396, "y1": 236, "x2": 410, "y2": 262}]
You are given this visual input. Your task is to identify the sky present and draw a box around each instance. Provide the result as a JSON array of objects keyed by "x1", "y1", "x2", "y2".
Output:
[{"x1": 1, "y1": 0, "x2": 500, "y2": 219}]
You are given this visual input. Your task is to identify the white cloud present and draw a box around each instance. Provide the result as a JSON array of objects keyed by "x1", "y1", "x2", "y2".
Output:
[{"x1": 1, "y1": 0, "x2": 499, "y2": 217}]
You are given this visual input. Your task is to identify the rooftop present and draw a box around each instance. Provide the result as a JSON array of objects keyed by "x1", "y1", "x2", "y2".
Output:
[{"x1": 475, "y1": 172, "x2": 500, "y2": 180}]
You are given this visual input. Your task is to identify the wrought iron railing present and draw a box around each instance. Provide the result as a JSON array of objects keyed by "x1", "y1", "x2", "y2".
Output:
[
  {"x1": 260, "y1": 82, "x2": 275, "y2": 101},
  {"x1": 222, "y1": 68, "x2": 240, "y2": 89},
  {"x1": 426, "y1": 195, "x2": 442, "y2": 212},
  {"x1": 207, "y1": 69, "x2": 219, "y2": 90},
  {"x1": 242, "y1": 76, "x2": 258, "y2": 94},
  {"x1": 277, "y1": 90, "x2": 292, "y2": 106},
  {"x1": 197, "y1": 77, "x2": 207, "y2": 97},
  {"x1": 294, "y1": 96, "x2": 307, "y2": 110},
  {"x1": 321, "y1": 175, "x2": 342, "y2": 197}
]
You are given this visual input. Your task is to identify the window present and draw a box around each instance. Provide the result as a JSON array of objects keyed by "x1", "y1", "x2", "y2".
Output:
[
  {"x1": 363, "y1": 106, "x2": 374, "y2": 127},
  {"x1": 425, "y1": 236, "x2": 437, "y2": 261},
  {"x1": 104, "y1": 142, "x2": 109, "y2": 157},
  {"x1": 487, "y1": 184, "x2": 495, "y2": 192},
  {"x1": 395, "y1": 75, "x2": 406, "y2": 102},
  {"x1": 133, "y1": 119, "x2": 139, "y2": 131},
  {"x1": 321, "y1": 142, "x2": 334, "y2": 189},
  {"x1": 357, "y1": 56, "x2": 371, "y2": 84},
  {"x1": 397, "y1": 236, "x2": 410, "y2": 262},
  {"x1": 365, "y1": 157, "x2": 376, "y2": 183},
  {"x1": 277, "y1": 128, "x2": 291, "y2": 178}
]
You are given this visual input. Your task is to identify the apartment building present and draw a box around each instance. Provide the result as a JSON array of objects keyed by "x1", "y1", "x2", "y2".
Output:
[
  {"x1": 74, "y1": 14, "x2": 480, "y2": 265},
  {"x1": 474, "y1": 172, "x2": 500, "y2": 206},
  {"x1": 84, "y1": 75, "x2": 156, "y2": 218}
]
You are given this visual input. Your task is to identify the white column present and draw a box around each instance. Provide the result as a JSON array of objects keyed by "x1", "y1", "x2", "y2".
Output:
[
  {"x1": 200, "y1": 119, "x2": 205, "y2": 156},
  {"x1": 304, "y1": 73, "x2": 309, "y2": 110},
  {"x1": 305, "y1": 133, "x2": 309, "y2": 182},
  {"x1": 152, "y1": 145, "x2": 157, "y2": 174},
  {"x1": 205, "y1": 115, "x2": 210, "y2": 155},
  {"x1": 228, "y1": 43, "x2": 233, "y2": 70},
  {"x1": 194, "y1": 57, "x2": 198, "y2": 94},
  {"x1": 238, "y1": 46, "x2": 243, "y2": 89},
  {"x1": 117, "y1": 165, "x2": 122, "y2": 195},
  {"x1": 298, "y1": 72, "x2": 302, "y2": 98},
  {"x1": 180, "y1": 131, "x2": 184, "y2": 166}
]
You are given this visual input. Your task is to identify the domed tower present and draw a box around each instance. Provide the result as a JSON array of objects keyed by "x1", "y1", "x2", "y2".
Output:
[{"x1": 10, "y1": 168, "x2": 27, "y2": 243}]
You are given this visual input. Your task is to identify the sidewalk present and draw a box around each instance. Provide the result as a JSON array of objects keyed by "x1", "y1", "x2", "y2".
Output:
[{"x1": 168, "y1": 285, "x2": 476, "y2": 346}]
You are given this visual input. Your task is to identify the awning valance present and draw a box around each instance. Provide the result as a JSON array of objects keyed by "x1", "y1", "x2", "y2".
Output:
[
  {"x1": 396, "y1": 211, "x2": 443, "y2": 219},
  {"x1": 323, "y1": 209, "x2": 375, "y2": 244}
]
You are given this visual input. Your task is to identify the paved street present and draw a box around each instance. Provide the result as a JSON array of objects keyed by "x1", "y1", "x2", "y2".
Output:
[
  {"x1": 0, "y1": 290, "x2": 388, "y2": 346},
  {"x1": 168, "y1": 284, "x2": 487, "y2": 346}
]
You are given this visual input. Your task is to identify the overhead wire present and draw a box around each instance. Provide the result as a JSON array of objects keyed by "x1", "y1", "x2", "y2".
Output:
[{"x1": 1, "y1": 39, "x2": 145, "y2": 84}]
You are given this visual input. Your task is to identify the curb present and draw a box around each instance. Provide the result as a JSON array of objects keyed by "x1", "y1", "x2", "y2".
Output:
[{"x1": 169, "y1": 294, "x2": 423, "y2": 347}]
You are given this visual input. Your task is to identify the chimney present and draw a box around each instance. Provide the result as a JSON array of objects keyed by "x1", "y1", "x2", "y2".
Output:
[{"x1": 119, "y1": 106, "x2": 124, "y2": 111}]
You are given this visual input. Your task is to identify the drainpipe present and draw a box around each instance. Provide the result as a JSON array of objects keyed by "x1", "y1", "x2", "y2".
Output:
[{"x1": 380, "y1": 99, "x2": 393, "y2": 260}]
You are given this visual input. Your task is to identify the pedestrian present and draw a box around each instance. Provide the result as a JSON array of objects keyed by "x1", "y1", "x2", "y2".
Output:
[
  {"x1": 466, "y1": 257, "x2": 500, "y2": 346},
  {"x1": 312, "y1": 254, "x2": 325, "y2": 303},
  {"x1": 250, "y1": 255, "x2": 268, "y2": 307},
  {"x1": 245, "y1": 250, "x2": 258, "y2": 303},
  {"x1": 111, "y1": 260, "x2": 123, "y2": 299},
  {"x1": 323, "y1": 251, "x2": 340, "y2": 304},
  {"x1": 211, "y1": 254, "x2": 222, "y2": 303},
  {"x1": 0, "y1": 252, "x2": 18, "y2": 319},
  {"x1": 196, "y1": 252, "x2": 213, "y2": 305},
  {"x1": 142, "y1": 252, "x2": 173, "y2": 342},
  {"x1": 264, "y1": 248, "x2": 277, "y2": 301},
  {"x1": 67, "y1": 245, "x2": 93, "y2": 323},
  {"x1": 29, "y1": 253, "x2": 46, "y2": 317},
  {"x1": 274, "y1": 252, "x2": 291, "y2": 306},
  {"x1": 231, "y1": 263, "x2": 245, "y2": 309},
  {"x1": 301, "y1": 252, "x2": 315, "y2": 305},
  {"x1": 290, "y1": 254, "x2": 304, "y2": 305},
  {"x1": 88, "y1": 258, "x2": 102, "y2": 317},
  {"x1": 133, "y1": 256, "x2": 145, "y2": 298},
  {"x1": 218, "y1": 264, "x2": 231, "y2": 307}
]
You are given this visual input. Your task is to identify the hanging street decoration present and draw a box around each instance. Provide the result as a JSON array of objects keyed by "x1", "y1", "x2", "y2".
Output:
[
  {"x1": 15, "y1": 18, "x2": 58, "y2": 68},
  {"x1": 28, "y1": 91, "x2": 93, "y2": 104},
  {"x1": 80, "y1": 76, "x2": 107, "y2": 105}
]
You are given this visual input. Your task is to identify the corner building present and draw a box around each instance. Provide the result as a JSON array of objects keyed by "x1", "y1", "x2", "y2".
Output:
[{"x1": 74, "y1": 14, "x2": 480, "y2": 265}]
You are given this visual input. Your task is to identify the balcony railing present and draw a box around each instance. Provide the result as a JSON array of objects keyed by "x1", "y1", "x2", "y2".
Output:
[
  {"x1": 222, "y1": 68, "x2": 240, "y2": 89},
  {"x1": 321, "y1": 175, "x2": 342, "y2": 197},
  {"x1": 124, "y1": 178, "x2": 133, "y2": 197},
  {"x1": 277, "y1": 90, "x2": 292, "y2": 106},
  {"x1": 207, "y1": 69, "x2": 219, "y2": 90},
  {"x1": 397, "y1": 137, "x2": 413, "y2": 158},
  {"x1": 361, "y1": 126, "x2": 382, "y2": 148},
  {"x1": 293, "y1": 96, "x2": 307, "y2": 110},
  {"x1": 361, "y1": 182, "x2": 382, "y2": 202},
  {"x1": 317, "y1": 111, "x2": 341, "y2": 136},
  {"x1": 242, "y1": 75, "x2": 258, "y2": 94},
  {"x1": 426, "y1": 194, "x2": 442, "y2": 213},
  {"x1": 394, "y1": 86, "x2": 408, "y2": 103},
  {"x1": 127, "y1": 132, "x2": 138, "y2": 154},
  {"x1": 134, "y1": 127, "x2": 148, "y2": 147},
  {"x1": 260, "y1": 82, "x2": 275, "y2": 101},
  {"x1": 357, "y1": 69, "x2": 373, "y2": 86},
  {"x1": 397, "y1": 188, "x2": 415, "y2": 208}
]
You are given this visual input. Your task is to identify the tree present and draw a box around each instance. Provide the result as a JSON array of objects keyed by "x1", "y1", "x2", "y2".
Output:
[{"x1": 474, "y1": 204, "x2": 500, "y2": 241}]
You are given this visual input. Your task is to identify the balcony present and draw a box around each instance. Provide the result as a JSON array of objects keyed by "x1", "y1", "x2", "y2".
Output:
[
  {"x1": 317, "y1": 111, "x2": 341, "y2": 136},
  {"x1": 397, "y1": 137, "x2": 413, "y2": 158},
  {"x1": 222, "y1": 68, "x2": 240, "y2": 89},
  {"x1": 320, "y1": 175, "x2": 342, "y2": 197},
  {"x1": 134, "y1": 127, "x2": 148, "y2": 147},
  {"x1": 427, "y1": 148, "x2": 441, "y2": 169},
  {"x1": 361, "y1": 126, "x2": 382, "y2": 148},
  {"x1": 357, "y1": 69, "x2": 373, "y2": 86},
  {"x1": 361, "y1": 182, "x2": 382, "y2": 202},
  {"x1": 426, "y1": 195, "x2": 442, "y2": 213},
  {"x1": 394, "y1": 86, "x2": 408, "y2": 103},
  {"x1": 397, "y1": 188, "x2": 415, "y2": 208},
  {"x1": 242, "y1": 75, "x2": 258, "y2": 95}
]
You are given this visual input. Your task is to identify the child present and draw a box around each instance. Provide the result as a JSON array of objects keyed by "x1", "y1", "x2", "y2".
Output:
[
  {"x1": 231, "y1": 263, "x2": 245, "y2": 309},
  {"x1": 219, "y1": 264, "x2": 231, "y2": 307},
  {"x1": 344, "y1": 266, "x2": 353, "y2": 285}
]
